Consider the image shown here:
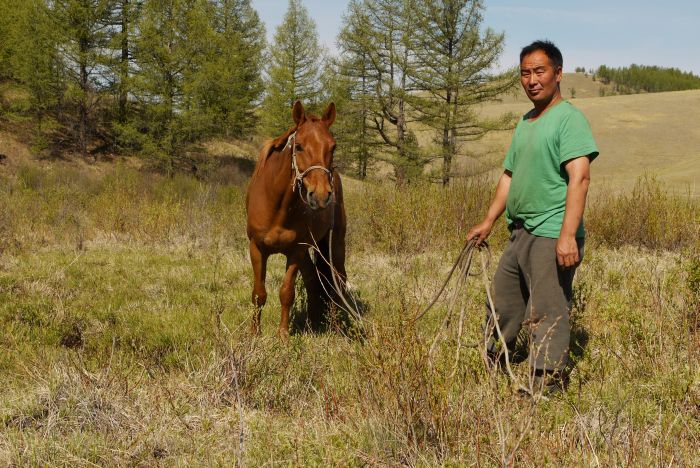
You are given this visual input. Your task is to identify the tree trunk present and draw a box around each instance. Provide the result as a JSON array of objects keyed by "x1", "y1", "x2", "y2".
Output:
[
  {"x1": 79, "y1": 37, "x2": 89, "y2": 160},
  {"x1": 395, "y1": 96, "x2": 407, "y2": 186},
  {"x1": 448, "y1": 88, "x2": 460, "y2": 180},
  {"x1": 118, "y1": 0, "x2": 129, "y2": 123},
  {"x1": 442, "y1": 89, "x2": 452, "y2": 186},
  {"x1": 359, "y1": 68, "x2": 368, "y2": 179}
]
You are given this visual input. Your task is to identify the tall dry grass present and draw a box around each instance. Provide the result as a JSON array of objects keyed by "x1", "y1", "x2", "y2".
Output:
[{"x1": 0, "y1": 164, "x2": 698, "y2": 465}]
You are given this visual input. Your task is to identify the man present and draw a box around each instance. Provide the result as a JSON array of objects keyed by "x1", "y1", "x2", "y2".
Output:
[{"x1": 467, "y1": 40, "x2": 598, "y2": 395}]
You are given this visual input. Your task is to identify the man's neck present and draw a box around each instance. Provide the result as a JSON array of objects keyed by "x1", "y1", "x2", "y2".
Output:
[{"x1": 531, "y1": 91, "x2": 563, "y2": 119}]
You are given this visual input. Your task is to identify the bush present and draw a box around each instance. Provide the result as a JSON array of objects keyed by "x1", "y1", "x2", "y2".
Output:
[{"x1": 587, "y1": 175, "x2": 700, "y2": 251}]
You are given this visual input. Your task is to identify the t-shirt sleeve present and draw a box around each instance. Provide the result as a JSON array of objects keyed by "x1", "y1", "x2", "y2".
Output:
[{"x1": 559, "y1": 109, "x2": 599, "y2": 165}]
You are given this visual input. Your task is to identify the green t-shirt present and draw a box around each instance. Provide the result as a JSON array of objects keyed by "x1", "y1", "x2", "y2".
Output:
[{"x1": 503, "y1": 100, "x2": 599, "y2": 238}]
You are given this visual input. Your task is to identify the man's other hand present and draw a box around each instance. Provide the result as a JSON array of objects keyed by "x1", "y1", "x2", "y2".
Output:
[
  {"x1": 467, "y1": 219, "x2": 494, "y2": 246},
  {"x1": 556, "y1": 235, "x2": 579, "y2": 268}
]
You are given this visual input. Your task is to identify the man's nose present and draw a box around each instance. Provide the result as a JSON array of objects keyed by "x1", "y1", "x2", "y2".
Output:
[{"x1": 528, "y1": 74, "x2": 538, "y2": 86}]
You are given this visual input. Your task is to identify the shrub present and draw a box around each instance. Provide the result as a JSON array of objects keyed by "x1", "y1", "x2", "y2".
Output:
[{"x1": 587, "y1": 175, "x2": 700, "y2": 251}]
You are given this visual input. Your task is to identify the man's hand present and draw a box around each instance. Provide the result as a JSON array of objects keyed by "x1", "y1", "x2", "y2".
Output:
[
  {"x1": 466, "y1": 170, "x2": 512, "y2": 246},
  {"x1": 556, "y1": 235, "x2": 579, "y2": 268},
  {"x1": 467, "y1": 219, "x2": 494, "y2": 246}
]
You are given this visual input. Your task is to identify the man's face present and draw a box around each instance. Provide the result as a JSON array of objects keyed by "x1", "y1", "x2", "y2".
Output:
[{"x1": 520, "y1": 49, "x2": 562, "y2": 106}]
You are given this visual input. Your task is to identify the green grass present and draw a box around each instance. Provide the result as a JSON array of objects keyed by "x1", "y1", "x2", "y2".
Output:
[{"x1": 0, "y1": 164, "x2": 698, "y2": 465}]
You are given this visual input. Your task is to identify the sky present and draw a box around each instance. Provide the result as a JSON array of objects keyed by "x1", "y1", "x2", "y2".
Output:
[{"x1": 250, "y1": 0, "x2": 700, "y2": 75}]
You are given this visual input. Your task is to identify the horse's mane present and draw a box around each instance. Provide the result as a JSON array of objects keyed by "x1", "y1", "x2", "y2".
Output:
[{"x1": 255, "y1": 126, "x2": 296, "y2": 175}]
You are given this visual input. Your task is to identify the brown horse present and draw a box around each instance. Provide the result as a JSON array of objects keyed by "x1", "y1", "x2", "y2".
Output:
[{"x1": 246, "y1": 101, "x2": 347, "y2": 337}]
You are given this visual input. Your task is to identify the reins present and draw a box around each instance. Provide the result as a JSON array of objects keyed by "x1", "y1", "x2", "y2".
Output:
[{"x1": 412, "y1": 238, "x2": 486, "y2": 323}]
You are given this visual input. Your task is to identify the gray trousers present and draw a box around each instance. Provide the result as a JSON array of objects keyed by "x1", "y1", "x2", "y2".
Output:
[{"x1": 487, "y1": 226, "x2": 584, "y2": 371}]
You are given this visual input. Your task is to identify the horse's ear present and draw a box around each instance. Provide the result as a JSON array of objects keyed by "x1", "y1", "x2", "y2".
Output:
[
  {"x1": 322, "y1": 102, "x2": 336, "y2": 127},
  {"x1": 292, "y1": 100, "x2": 305, "y2": 125}
]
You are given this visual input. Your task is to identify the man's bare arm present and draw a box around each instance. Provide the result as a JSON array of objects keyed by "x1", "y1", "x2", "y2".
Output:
[
  {"x1": 557, "y1": 156, "x2": 591, "y2": 267},
  {"x1": 467, "y1": 170, "x2": 512, "y2": 244}
]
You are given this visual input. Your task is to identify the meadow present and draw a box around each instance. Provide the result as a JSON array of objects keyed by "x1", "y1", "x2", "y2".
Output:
[
  {"x1": 457, "y1": 77, "x2": 700, "y2": 196},
  {"x1": 0, "y1": 144, "x2": 698, "y2": 465}
]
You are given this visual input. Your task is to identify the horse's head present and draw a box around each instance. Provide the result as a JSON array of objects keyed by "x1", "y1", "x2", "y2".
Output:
[{"x1": 289, "y1": 100, "x2": 337, "y2": 210}]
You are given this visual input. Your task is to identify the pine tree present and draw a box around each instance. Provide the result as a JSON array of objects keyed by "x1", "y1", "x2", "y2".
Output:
[
  {"x1": 359, "y1": 0, "x2": 424, "y2": 185},
  {"x1": 124, "y1": 0, "x2": 217, "y2": 173},
  {"x1": 259, "y1": 0, "x2": 324, "y2": 136},
  {"x1": 200, "y1": 0, "x2": 266, "y2": 137},
  {"x1": 333, "y1": 0, "x2": 379, "y2": 179},
  {"x1": 51, "y1": 0, "x2": 116, "y2": 159},
  {"x1": 0, "y1": 0, "x2": 64, "y2": 117},
  {"x1": 409, "y1": 0, "x2": 516, "y2": 185}
]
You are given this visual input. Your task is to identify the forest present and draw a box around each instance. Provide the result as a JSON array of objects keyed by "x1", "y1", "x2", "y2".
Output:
[
  {"x1": 596, "y1": 64, "x2": 700, "y2": 94},
  {"x1": 0, "y1": 0, "x2": 519, "y2": 185},
  {"x1": 5, "y1": 1, "x2": 699, "y2": 185}
]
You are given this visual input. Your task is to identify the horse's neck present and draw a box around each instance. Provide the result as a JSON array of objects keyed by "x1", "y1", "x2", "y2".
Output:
[{"x1": 262, "y1": 148, "x2": 297, "y2": 214}]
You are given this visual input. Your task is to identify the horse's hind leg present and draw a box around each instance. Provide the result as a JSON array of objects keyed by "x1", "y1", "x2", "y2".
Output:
[
  {"x1": 299, "y1": 250, "x2": 326, "y2": 331},
  {"x1": 249, "y1": 241, "x2": 268, "y2": 335},
  {"x1": 328, "y1": 199, "x2": 348, "y2": 296}
]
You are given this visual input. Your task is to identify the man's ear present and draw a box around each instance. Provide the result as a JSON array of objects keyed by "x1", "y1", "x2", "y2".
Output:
[
  {"x1": 292, "y1": 100, "x2": 306, "y2": 125},
  {"x1": 322, "y1": 102, "x2": 336, "y2": 127}
]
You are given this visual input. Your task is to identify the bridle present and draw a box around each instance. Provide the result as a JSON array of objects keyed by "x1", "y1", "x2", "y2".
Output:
[{"x1": 284, "y1": 131, "x2": 334, "y2": 194}]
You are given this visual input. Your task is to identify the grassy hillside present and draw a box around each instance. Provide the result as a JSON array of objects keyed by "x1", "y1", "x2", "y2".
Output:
[
  {"x1": 469, "y1": 85, "x2": 700, "y2": 195},
  {"x1": 499, "y1": 72, "x2": 611, "y2": 103}
]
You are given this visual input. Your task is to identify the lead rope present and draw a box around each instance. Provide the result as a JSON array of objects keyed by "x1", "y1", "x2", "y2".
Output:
[{"x1": 414, "y1": 239, "x2": 526, "y2": 392}]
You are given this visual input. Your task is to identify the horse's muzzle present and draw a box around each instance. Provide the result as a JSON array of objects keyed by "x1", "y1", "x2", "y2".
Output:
[{"x1": 307, "y1": 189, "x2": 333, "y2": 210}]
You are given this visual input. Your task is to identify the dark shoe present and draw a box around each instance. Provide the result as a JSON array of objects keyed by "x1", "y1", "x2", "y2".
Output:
[{"x1": 519, "y1": 369, "x2": 567, "y2": 398}]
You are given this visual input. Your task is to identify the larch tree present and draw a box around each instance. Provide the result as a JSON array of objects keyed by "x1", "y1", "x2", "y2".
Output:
[
  {"x1": 125, "y1": 0, "x2": 216, "y2": 173},
  {"x1": 361, "y1": 0, "x2": 424, "y2": 185},
  {"x1": 0, "y1": 0, "x2": 63, "y2": 117},
  {"x1": 201, "y1": 0, "x2": 266, "y2": 137},
  {"x1": 51, "y1": 0, "x2": 116, "y2": 159},
  {"x1": 333, "y1": 0, "x2": 380, "y2": 179},
  {"x1": 259, "y1": 0, "x2": 324, "y2": 136},
  {"x1": 410, "y1": 0, "x2": 517, "y2": 185},
  {"x1": 107, "y1": 0, "x2": 139, "y2": 124}
]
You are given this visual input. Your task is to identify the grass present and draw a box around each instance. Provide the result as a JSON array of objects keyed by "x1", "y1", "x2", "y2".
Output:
[{"x1": 0, "y1": 162, "x2": 698, "y2": 465}]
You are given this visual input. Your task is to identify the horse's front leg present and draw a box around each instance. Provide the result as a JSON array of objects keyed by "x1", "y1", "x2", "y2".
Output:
[
  {"x1": 278, "y1": 252, "x2": 303, "y2": 338},
  {"x1": 249, "y1": 241, "x2": 268, "y2": 335}
]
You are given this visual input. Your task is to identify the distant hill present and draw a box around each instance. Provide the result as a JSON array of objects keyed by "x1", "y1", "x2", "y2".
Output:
[
  {"x1": 597, "y1": 64, "x2": 700, "y2": 94},
  {"x1": 499, "y1": 72, "x2": 612, "y2": 103},
  {"x1": 466, "y1": 87, "x2": 700, "y2": 196}
]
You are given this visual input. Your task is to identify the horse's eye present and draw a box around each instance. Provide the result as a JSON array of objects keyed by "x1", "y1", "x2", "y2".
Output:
[{"x1": 295, "y1": 144, "x2": 303, "y2": 152}]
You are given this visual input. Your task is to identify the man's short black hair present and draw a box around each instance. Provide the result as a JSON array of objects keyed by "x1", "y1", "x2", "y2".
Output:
[{"x1": 520, "y1": 40, "x2": 563, "y2": 69}]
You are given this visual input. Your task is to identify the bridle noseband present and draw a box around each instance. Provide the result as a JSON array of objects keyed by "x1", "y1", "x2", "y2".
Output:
[{"x1": 285, "y1": 131, "x2": 334, "y2": 194}]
